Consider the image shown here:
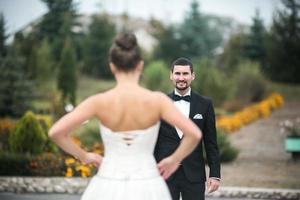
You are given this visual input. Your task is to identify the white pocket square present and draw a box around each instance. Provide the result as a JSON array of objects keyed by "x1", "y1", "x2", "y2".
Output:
[{"x1": 193, "y1": 114, "x2": 203, "y2": 119}]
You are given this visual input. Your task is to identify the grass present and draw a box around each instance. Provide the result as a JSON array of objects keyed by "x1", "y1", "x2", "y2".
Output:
[{"x1": 77, "y1": 75, "x2": 116, "y2": 101}]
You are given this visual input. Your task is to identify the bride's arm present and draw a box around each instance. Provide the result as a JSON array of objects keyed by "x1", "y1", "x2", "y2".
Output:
[
  {"x1": 156, "y1": 93, "x2": 202, "y2": 179},
  {"x1": 49, "y1": 95, "x2": 102, "y2": 165}
]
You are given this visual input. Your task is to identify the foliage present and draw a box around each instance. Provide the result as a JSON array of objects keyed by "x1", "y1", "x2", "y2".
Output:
[
  {"x1": 232, "y1": 61, "x2": 267, "y2": 104},
  {"x1": 153, "y1": 1, "x2": 225, "y2": 63},
  {"x1": 217, "y1": 93, "x2": 284, "y2": 133},
  {"x1": 29, "y1": 153, "x2": 65, "y2": 176},
  {"x1": 0, "y1": 152, "x2": 65, "y2": 176},
  {"x1": 82, "y1": 14, "x2": 116, "y2": 78},
  {"x1": 0, "y1": 118, "x2": 15, "y2": 151},
  {"x1": 265, "y1": 0, "x2": 300, "y2": 83},
  {"x1": 142, "y1": 61, "x2": 172, "y2": 93},
  {"x1": 0, "y1": 50, "x2": 33, "y2": 117},
  {"x1": 38, "y1": 0, "x2": 79, "y2": 60},
  {"x1": 193, "y1": 58, "x2": 232, "y2": 106},
  {"x1": 217, "y1": 31, "x2": 248, "y2": 73},
  {"x1": 0, "y1": 13, "x2": 7, "y2": 57},
  {"x1": 152, "y1": 24, "x2": 181, "y2": 64},
  {"x1": 9, "y1": 111, "x2": 47, "y2": 155},
  {"x1": 57, "y1": 37, "x2": 77, "y2": 105},
  {"x1": 75, "y1": 119, "x2": 102, "y2": 148},
  {"x1": 243, "y1": 9, "x2": 267, "y2": 68},
  {"x1": 36, "y1": 114, "x2": 58, "y2": 153},
  {"x1": 217, "y1": 130, "x2": 239, "y2": 162},
  {"x1": 178, "y1": 0, "x2": 223, "y2": 59}
]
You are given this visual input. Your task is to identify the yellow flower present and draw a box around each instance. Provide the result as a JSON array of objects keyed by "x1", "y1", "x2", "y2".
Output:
[
  {"x1": 65, "y1": 158, "x2": 76, "y2": 165},
  {"x1": 65, "y1": 167, "x2": 73, "y2": 177}
]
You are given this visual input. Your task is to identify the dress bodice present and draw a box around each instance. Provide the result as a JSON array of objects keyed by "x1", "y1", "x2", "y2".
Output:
[{"x1": 96, "y1": 122, "x2": 161, "y2": 180}]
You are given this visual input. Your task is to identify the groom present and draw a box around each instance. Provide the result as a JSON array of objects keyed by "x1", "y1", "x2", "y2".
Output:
[{"x1": 154, "y1": 57, "x2": 221, "y2": 200}]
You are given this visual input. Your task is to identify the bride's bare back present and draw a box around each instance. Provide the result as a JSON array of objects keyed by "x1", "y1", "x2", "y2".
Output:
[{"x1": 96, "y1": 85, "x2": 161, "y2": 131}]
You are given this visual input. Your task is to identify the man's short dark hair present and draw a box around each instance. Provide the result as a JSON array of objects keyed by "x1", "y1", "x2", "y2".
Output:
[{"x1": 171, "y1": 57, "x2": 193, "y2": 73}]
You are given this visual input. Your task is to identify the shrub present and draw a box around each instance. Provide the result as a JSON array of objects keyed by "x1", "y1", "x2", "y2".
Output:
[
  {"x1": 217, "y1": 130, "x2": 239, "y2": 162},
  {"x1": 232, "y1": 61, "x2": 267, "y2": 104},
  {"x1": 193, "y1": 58, "x2": 232, "y2": 106},
  {"x1": 142, "y1": 61, "x2": 172, "y2": 93},
  {"x1": 0, "y1": 118, "x2": 15, "y2": 151},
  {"x1": 29, "y1": 153, "x2": 65, "y2": 176},
  {"x1": 0, "y1": 152, "x2": 32, "y2": 176},
  {"x1": 0, "y1": 152, "x2": 65, "y2": 176},
  {"x1": 36, "y1": 114, "x2": 58, "y2": 153},
  {"x1": 9, "y1": 111, "x2": 46, "y2": 155}
]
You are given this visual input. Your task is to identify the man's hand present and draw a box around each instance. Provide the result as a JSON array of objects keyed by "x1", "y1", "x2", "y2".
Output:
[{"x1": 207, "y1": 178, "x2": 220, "y2": 193}]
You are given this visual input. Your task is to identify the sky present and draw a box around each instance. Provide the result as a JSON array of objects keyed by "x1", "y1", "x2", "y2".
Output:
[{"x1": 0, "y1": 0, "x2": 282, "y2": 35}]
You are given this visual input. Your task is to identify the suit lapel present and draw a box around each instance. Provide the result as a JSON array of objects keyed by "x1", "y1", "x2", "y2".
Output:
[
  {"x1": 168, "y1": 92, "x2": 181, "y2": 140},
  {"x1": 189, "y1": 91, "x2": 197, "y2": 120}
]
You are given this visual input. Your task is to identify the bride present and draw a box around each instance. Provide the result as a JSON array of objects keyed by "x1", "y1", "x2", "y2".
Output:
[{"x1": 48, "y1": 32, "x2": 202, "y2": 200}]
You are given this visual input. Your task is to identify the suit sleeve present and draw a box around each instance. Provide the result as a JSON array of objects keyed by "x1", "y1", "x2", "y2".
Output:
[{"x1": 203, "y1": 99, "x2": 221, "y2": 178}]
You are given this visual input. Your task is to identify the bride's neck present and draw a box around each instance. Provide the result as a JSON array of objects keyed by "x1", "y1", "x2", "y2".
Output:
[{"x1": 115, "y1": 71, "x2": 140, "y2": 87}]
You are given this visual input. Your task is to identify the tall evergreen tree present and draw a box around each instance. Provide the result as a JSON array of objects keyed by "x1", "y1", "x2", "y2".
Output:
[
  {"x1": 35, "y1": 39, "x2": 54, "y2": 85},
  {"x1": 0, "y1": 50, "x2": 33, "y2": 117},
  {"x1": 178, "y1": 0, "x2": 222, "y2": 59},
  {"x1": 244, "y1": 9, "x2": 266, "y2": 67},
  {"x1": 82, "y1": 14, "x2": 115, "y2": 78},
  {"x1": 266, "y1": 0, "x2": 300, "y2": 83},
  {"x1": 38, "y1": 0, "x2": 79, "y2": 60},
  {"x1": 57, "y1": 37, "x2": 77, "y2": 105},
  {"x1": 0, "y1": 13, "x2": 7, "y2": 57}
]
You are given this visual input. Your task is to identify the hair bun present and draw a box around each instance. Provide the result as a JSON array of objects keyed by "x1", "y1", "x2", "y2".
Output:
[{"x1": 115, "y1": 33, "x2": 137, "y2": 51}]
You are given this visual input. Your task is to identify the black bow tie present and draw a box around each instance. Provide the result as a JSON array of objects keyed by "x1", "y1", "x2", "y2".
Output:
[{"x1": 173, "y1": 95, "x2": 191, "y2": 102}]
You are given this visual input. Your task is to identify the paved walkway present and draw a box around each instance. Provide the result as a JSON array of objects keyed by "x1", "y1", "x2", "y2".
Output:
[{"x1": 0, "y1": 193, "x2": 266, "y2": 200}]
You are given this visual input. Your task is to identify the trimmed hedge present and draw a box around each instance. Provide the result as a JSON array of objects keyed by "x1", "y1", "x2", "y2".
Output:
[{"x1": 0, "y1": 152, "x2": 65, "y2": 176}]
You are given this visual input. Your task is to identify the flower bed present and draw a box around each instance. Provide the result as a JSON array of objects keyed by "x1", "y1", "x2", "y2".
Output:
[{"x1": 216, "y1": 93, "x2": 284, "y2": 133}]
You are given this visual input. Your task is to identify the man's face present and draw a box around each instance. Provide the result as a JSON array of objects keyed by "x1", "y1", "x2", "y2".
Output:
[{"x1": 170, "y1": 65, "x2": 195, "y2": 91}]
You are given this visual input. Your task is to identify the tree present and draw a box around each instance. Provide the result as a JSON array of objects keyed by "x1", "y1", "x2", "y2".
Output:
[
  {"x1": 57, "y1": 37, "x2": 77, "y2": 105},
  {"x1": 35, "y1": 39, "x2": 54, "y2": 85},
  {"x1": 244, "y1": 9, "x2": 267, "y2": 68},
  {"x1": 266, "y1": 0, "x2": 300, "y2": 83},
  {"x1": 152, "y1": 23, "x2": 182, "y2": 64},
  {"x1": 0, "y1": 50, "x2": 33, "y2": 117},
  {"x1": 38, "y1": 0, "x2": 79, "y2": 60},
  {"x1": 82, "y1": 14, "x2": 115, "y2": 78},
  {"x1": 178, "y1": 0, "x2": 222, "y2": 59},
  {"x1": 0, "y1": 13, "x2": 7, "y2": 57},
  {"x1": 217, "y1": 31, "x2": 248, "y2": 73}
]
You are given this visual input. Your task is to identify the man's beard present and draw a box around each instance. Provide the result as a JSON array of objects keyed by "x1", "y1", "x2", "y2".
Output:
[{"x1": 175, "y1": 81, "x2": 189, "y2": 91}]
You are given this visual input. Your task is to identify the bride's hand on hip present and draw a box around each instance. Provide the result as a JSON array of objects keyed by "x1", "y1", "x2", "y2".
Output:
[
  {"x1": 157, "y1": 156, "x2": 180, "y2": 180},
  {"x1": 82, "y1": 152, "x2": 103, "y2": 168}
]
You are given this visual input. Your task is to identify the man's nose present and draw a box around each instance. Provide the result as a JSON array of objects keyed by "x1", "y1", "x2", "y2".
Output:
[{"x1": 178, "y1": 75, "x2": 185, "y2": 80}]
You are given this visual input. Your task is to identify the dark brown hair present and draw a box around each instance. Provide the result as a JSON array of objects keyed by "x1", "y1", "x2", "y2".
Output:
[
  {"x1": 171, "y1": 57, "x2": 194, "y2": 73},
  {"x1": 109, "y1": 32, "x2": 142, "y2": 72}
]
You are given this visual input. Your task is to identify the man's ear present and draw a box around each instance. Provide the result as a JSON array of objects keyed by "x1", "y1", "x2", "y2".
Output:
[
  {"x1": 169, "y1": 71, "x2": 173, "y2": 80},
  {"x1": 109, "y1": 62, "x2": 117, "y2": 74},
  {"x1": 192, "y1": 72, "x2": 195, "y2": 80}
]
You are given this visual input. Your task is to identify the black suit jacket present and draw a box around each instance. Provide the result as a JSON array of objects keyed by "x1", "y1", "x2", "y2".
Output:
[{"x1": 154, "y1": 91, "x2": 220, "y2": 183}]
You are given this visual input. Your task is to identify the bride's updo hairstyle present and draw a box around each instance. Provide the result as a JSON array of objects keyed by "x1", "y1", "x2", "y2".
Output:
[{"x1": 109, "y1": 32, "x2": 142, "y2": 72}]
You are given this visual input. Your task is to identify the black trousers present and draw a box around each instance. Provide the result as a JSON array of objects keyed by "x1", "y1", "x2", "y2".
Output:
[{"x1": 166, "y1": 166, "x2": 205, "y2": 200}]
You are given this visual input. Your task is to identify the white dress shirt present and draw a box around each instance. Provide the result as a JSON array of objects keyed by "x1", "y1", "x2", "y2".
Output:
[{"x1": 174, "y1": 88, "x2": 191, "y2": 138}]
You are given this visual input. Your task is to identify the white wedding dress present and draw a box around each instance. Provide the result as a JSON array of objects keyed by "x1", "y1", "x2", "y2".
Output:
[{"x1": 81, "y1": 121, "x2": 172, "y2": 200}]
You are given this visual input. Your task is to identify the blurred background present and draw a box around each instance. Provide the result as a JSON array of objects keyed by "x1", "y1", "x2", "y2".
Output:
[{"x1": 0, "y1": 0, "x2": 299, "y2": 189}]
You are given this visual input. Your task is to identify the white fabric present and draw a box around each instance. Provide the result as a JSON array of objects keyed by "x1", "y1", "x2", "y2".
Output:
[
  {"x1": 81, "y1": 121, "x2": 171, "y2": 200},
  {"x1": 174, "y1": 88, "x2": 191, "y2": 138}
]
